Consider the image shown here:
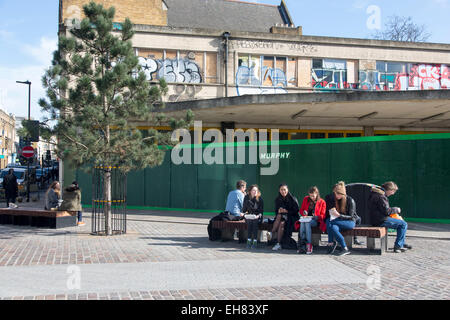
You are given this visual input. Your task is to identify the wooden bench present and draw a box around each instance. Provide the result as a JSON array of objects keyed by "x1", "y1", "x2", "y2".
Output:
[
  {"x1": 211, "y1": 220, "x2": 388, "y2": 255},
  {"x1": 0, "y1": 208, "x2": 77, "y2": 229}
]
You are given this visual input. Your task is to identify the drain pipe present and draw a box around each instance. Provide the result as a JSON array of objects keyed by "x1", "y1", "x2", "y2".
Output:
[{"x1": 223, "y1": 32, "x2": 230, "y2": 98}]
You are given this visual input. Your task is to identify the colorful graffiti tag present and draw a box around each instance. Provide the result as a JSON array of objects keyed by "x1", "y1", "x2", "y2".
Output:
[
  {"x1": 312, "y1": 69, "x2": 350, "y2": 89},
  {"x1": 236, "y1": 65, "x2": 288, "y2": 96},
  {"x1": 360, "y1": 64, "x2": 450, "y2": 91},
  {"x1": 138, "y1": 57, "x2": 202, "y2": 84}
]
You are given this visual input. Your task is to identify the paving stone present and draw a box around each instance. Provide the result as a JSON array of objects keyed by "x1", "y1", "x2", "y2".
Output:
[{"x1": 0, "y1": 210, "x2": 449, "y2": 300}]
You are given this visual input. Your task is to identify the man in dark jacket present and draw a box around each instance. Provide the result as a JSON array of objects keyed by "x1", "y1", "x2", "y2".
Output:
[
  {"x1": 368, "y1": 182, "x2": 412, "y2": 253},
  {"x1": 3, "y1": 169, "x2": 18, "y2": 208}
]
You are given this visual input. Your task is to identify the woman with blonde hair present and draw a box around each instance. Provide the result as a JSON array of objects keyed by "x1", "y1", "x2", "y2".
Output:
[
  {"x1": 45, "y1": 181, "x2": 61, "y2": 210},
  {"x1": 324, "y1": 181, "x2": 358, "y2": 256},
  {"x1": 242, "y1": 185, "x2": 264, "y2": 249}
]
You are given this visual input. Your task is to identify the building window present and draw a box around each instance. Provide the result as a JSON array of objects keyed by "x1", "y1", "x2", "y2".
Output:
[
  {"x1": 311, "y1": 132, "x2": 326, "y2": 139},
  {"x1": 136, "y1": 49, "x2": 218, "y2": 84},
  {"x1": 328, "y1": 133, "x2": 344, "y2": 139},
  {"x1": 291, "y1": 132, "x2": 308, "y2": 140},
  {"x1": 237, "y1": 54, "x2": 296, "y2": 89},
  {"x1": 279, "y1": 132, "x2": 289, "y2": 141},
  {"x1": 363, "y1": 61, "x2": 450, "y2": 91},
  {"x1": 312, "y1": 59, "x2": 348, "y2": 89},
  {"x1": 346, "y1": 133, "x2": 362, "y2": 138}
]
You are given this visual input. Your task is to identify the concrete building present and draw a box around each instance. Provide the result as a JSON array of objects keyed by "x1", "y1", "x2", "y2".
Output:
[
  {"x1": 58, "y1": 0, "x2": 450, "y2": 140},
  {"x1": 58, "y1": 0, "x2": 450, "y2": 219},
  {"x1": 0, "y1": 109, "x2": 16, "y2": 169}
]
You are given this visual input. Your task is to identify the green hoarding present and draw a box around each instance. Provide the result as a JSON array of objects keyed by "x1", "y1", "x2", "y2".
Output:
[{"x1": 69, "y1": 133, "x2": 450, "y2": 221}]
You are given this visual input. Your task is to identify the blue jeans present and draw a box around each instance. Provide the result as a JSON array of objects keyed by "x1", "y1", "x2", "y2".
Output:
[
  {"x1": 328, "y1": 218, "x2": 355, "y2": 249},
  {"x1": 381, "y1": 217, "x2": 408, "y2": 248},
  {"x1": 299, "y1": 219, "x2": 318, "y2": 244},
  {"x1": 246, "y1": 219, "x2": 259, "y2": 241},
  {"x1": 78, "y1": 211, "x2": 83, "y2": 222}
]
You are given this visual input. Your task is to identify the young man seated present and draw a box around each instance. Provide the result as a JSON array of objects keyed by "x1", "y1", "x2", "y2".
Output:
[
  {"x1": 368, "y1": 181, "x2": 412, "y2": 253},
  {"x1": 225, "y1": 180, "x2": 247, "y2": 220}
]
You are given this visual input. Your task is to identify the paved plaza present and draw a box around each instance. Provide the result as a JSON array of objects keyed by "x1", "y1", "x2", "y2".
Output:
[{"x1": 0, "y1": 202, "x2": 449, "y2": 300}]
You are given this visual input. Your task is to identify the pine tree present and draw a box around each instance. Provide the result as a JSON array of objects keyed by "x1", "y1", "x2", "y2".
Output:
[{"x1": 39, "y1": 2, "x2": 193, "y2": 235}]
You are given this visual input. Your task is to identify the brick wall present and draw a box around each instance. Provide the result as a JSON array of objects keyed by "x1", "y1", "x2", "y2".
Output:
[{"x1": 60, "y1": 0, "x2": 167, "y2": 26}]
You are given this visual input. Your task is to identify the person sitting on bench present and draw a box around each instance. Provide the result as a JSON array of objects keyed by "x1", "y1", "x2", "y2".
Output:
[
  {"x1": 45, "y1": 181, "x2": 61, "y2": 211},
  {"x1": 271, "y1": 183, "x2": 300, "y2": 251},
  {"x1": 298, "y1": 186, "x2": 326, "y2": 255},
  {"x1": 325, "y1": 181, "x2": 359, "y2": 256},
  {"x1": 225, "y1": 180, "x2": 247, "y2": 220},
  {"x1": 242, "y1": 185, "x2": 264, "y2": 249},
  {"x1": 368, "y1": 182, "x2": 412, "y2": 253}
]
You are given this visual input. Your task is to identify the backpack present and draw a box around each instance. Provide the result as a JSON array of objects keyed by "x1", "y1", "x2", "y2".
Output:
[
  {"x1": 208, "y1": 221, "x2": 222, "y2": 241},
  {"x1": 281, "y1": 236, "x2": 298, "y2": 250},
  {"x1": 207, "y1": 212, "x2": 229, "y2": 241}
]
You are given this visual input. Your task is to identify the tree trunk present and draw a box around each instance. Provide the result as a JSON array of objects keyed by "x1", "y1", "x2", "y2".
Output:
[{"x1": 104, "y1": 168, "x2": 112, "y2": 236}]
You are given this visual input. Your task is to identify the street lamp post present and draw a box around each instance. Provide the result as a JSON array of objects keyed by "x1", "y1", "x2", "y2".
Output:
[{"x1": 16, "y1": 80, "x2": 32, "y2": 202}]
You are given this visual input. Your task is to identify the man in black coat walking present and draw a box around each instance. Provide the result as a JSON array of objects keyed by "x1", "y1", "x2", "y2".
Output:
[{"x1": 3, "y1": 169, "x2": 18, "y2": 208}]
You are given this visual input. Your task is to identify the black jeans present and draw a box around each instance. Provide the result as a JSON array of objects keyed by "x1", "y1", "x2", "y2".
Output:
[{"x1": 246, "y1": 219, "x2": 259, "y2": 241}]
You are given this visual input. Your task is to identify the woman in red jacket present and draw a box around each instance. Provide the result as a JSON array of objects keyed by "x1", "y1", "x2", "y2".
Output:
[{"x1": 298, "y1": 186, "x2": 326, "y2": 255}]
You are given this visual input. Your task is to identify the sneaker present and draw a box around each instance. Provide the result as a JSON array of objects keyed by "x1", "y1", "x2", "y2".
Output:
[
  {"x1": 394, "y1": 246, "x2": 407, "y2": 253},
  {"x1": 272, "y1": 243, "x2": 282, "y2": 251},
  {"x1": 403, "y1": 243, "x2": 413, "y2": 250},
  {"x1": 353, "y1": 238, "x2": 365, "y2": 246},
  {"x1": 77, "y1": 221, "x2": 86, "y2": 226},
  {"x1": 306, "y1": 243, "x2": 313, "y2": 255},
  {"x1": 337, "y1": 248, "x2": 351, "y2": 256},
  {"x1": 247, "y1": 239, "x2": 252, "y2": 249},
  {"x1": 327, "y1": 242, "x2": 338, "y2": 254}
]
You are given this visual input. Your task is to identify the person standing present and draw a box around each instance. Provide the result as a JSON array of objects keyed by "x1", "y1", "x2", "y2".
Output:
[
  {"x1": 325, "y1": 182, "x2": 358, "y2": 256},
  {"x1": 3, "y1": 169, "x2": 18, "y2": 208},
  {"x1": 242, "y1": 185, "x2": 264, "y2": 249},
  {"x1": 368, "y1": 182, "x2": 412, "y2": 253},
  {"x1": 298, "y1": 186, "x2": 326, "y2": 255},
  {"x1": 59, "y1": 181, "x2": 84, "y2": 226}
]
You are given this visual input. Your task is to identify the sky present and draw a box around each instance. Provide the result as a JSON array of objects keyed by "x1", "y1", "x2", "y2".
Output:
[{"x1": 0, "y1": 0, "x2": 449, "y2": 121}]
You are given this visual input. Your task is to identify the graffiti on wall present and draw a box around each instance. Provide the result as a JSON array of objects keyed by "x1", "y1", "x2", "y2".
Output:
[
  {"x1": 236, "y1": 65, "x2": 288, "y2": 96},
  {"x1": 312, "y1": 69, "x2": 349, "y2": 89},
  {"x1": 409, "y1": 64, "x2": 449, "y2": 90},
  {"x1": 359, "y1": 70, "x2": 382, "y2": 91},
  {"x1": 360, "y1": 64, "x2": 450, "y2": 91},
  {"x1": 168, "y1": 84, "x2": 203, "y2": 102},
  {"x1": 138, "y1": 56, "x2": 202, "y2": 84}
]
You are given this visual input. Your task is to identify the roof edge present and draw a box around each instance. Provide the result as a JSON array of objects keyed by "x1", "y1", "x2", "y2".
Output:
[{"x1": 278, "y1": 0, "x2": 294, "y2": 26}]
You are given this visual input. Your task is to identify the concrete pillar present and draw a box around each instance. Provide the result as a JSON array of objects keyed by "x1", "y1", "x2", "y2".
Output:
[{"x1": 364, "y1": 126, "x2": 375, "y2": 137}]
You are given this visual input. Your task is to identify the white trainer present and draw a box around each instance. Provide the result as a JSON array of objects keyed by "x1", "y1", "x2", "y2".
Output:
[{"x1": 272, "y1": 243, "x2": 282, "y2": 251}]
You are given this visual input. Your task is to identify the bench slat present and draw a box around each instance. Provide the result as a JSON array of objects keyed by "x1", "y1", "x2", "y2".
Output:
[{"x1": 212, "y1": 220, "x2": 386, "y2": 238}]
